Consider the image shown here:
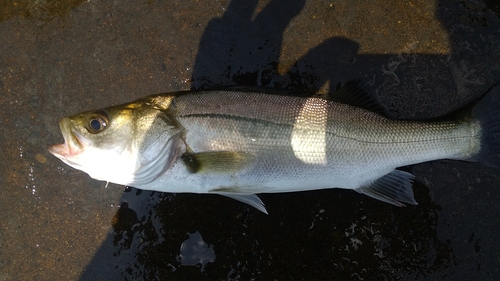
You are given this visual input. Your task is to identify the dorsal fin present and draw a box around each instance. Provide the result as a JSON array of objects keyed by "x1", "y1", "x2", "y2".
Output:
[{"x1": 321, "y1": 81, "x2": 386, "y2": 115}]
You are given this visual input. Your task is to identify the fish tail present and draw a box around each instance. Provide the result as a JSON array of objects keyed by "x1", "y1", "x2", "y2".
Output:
[{"x1": 470, "y1": 82, "x2": 500, "y2": 168}]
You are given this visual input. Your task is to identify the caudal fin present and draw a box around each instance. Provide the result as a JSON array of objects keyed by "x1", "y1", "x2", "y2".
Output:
[{"x1": 470, "y1": 82, "x2": 500, "y2": 168}]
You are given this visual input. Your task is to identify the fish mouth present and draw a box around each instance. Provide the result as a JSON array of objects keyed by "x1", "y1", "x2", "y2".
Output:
[{"x1": 48, "y1": 118, "x2": 85, "y2": 159}]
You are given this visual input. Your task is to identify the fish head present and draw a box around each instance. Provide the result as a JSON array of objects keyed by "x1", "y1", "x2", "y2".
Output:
[{"x1": 49, "y1": 101, "x2": 182, "y2": 186}]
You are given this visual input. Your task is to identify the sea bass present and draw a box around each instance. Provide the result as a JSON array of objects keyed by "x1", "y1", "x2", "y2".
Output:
[{"x1": 49, "y1": 84, "x2": 500, "y2": 214}]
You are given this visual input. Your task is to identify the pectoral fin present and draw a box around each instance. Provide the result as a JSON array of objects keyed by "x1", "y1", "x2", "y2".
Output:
[
  {"x1": 181, "y1": 151, "x2": 255, "y2": 174},
  {"x1": 218, "y1": 193, "x2": 268, "y2": 214},
  {"x1": 356, "y1": 170, "x2": 418, "y2": 207}
]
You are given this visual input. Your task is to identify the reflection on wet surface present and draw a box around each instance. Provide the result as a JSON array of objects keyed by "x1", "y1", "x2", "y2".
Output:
[
  {"x1": 1, "y1": 0, "x2": 500, "y2": 280},
  {"x1": 179, "y1": 231, "x2": 216, "y2": 270},
  {"x1": 87, "y1": 184, "x2": 458, "y2": 280}
]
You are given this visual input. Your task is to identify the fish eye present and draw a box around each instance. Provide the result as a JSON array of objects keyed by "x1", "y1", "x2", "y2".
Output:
[{"x1": 86, "y1": 111, "x2": 109, "y2": 134}]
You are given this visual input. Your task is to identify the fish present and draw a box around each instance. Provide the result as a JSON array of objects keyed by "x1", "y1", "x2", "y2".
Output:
[{"x1": 49, "y1": 83, "x2": 500, "y2": 214}]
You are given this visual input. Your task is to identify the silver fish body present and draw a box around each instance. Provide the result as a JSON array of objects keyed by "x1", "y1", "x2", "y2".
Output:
[
  {"x1": 152, "y1": 92, "x2": 478, "y2": 190},
  {"x1": 49, "y1": 84, "x2": 500, "y2": 213}
]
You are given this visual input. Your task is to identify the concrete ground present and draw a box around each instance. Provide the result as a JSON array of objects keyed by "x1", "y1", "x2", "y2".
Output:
[{"x1": 1, "y1": 0, "x2": 499, "y2": 280}]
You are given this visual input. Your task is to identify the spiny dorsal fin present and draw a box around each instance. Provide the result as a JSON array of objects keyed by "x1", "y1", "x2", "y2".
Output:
[
  {"x1": 355, "y1": 170, "x2": 417, "y2": 207},
  {"x1": 181, "y1": 151, "x2": 255, "y2": 174},
  {"x1": 321, "y1": 81, "x2": 386, "y2": 115}
]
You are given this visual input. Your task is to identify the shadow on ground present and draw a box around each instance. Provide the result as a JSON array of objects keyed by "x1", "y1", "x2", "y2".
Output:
[{"x1": 53, "y1": 0, "x2": 500, "y2": 279}]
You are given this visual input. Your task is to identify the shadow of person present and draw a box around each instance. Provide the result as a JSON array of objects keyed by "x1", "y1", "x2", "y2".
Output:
[
  {"x1": 287, "y1": 0, "x2": 500, "y2": 118},
  {"x1": 79, "y1": 0, "x2": 500, "y2": 280},
  {"x1": 193, "y1": 0, "x2": 500, "y2": 119},
  {"x1": 191, "y1": 0, "x2": 305, "y2": 89}
]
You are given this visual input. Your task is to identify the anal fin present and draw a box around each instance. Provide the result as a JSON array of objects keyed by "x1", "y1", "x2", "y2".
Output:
[{"x1": 356, "y1": 170, "x2": 417, "y2": 207}]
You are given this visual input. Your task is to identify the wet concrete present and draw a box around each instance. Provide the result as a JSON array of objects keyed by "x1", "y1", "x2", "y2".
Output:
[{"x1": 1, "y1": 0, "x2": 499, "y2": 280}]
